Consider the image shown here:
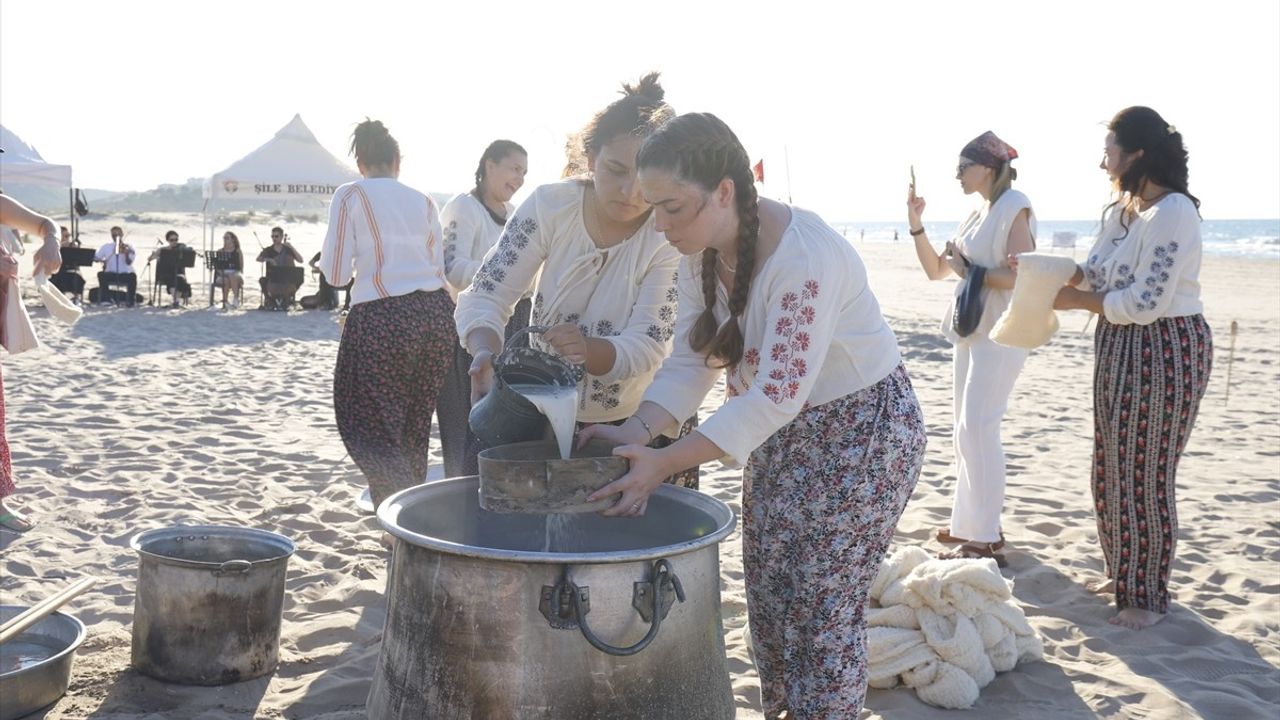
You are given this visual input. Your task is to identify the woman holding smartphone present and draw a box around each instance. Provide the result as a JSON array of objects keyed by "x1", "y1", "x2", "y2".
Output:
[{"x1": 906, "y1": 131, "x2": 1035, "y2": 566}]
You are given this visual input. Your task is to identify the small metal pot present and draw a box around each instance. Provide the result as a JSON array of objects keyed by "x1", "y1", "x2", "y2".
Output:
[
  {"x1": 468, "y1": 326, "x2": 578, "y2": 449},
  {"x1": 0, "y1": 605, "x2": 85, "y2": 720},
  {"x1": 129, "y1": 525, "x2": 295, "y2": 685}
]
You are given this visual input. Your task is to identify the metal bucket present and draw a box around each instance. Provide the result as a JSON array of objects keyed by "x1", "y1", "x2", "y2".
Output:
[
  {"x1": 468, "y1": 327, "x2": 578, "y2": 449},
  {"x1": 129, "y1": 525, "x2": 295, "y2": 685},
  {"x1": 369, "y1": 476, "x2": 737, "y2": 720},
  {"x1": 477, "y1": 439, "x2": 626, "y2": 513},
  {"x1": 0, "y1": 606, "x2": 85, "y2": 720}
]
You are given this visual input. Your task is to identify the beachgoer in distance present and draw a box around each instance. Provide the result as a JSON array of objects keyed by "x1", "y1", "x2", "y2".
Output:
[
  {"x1": 94, "y1": 225, "x2": 137, "y2": 306},
  {"x1": 0, "y1": 193, "x2": 62, "y2": 532},
  {"x1": 320, "y1": 119, "x2": 455, "y2": 509},
  {"x1": 257, "y1": 226, "x2": 304, "y2": 309},
  {"x1": 579, "y1": 112, "x2": 927, "y2": 719},
  {"x1": 1044, "y1": 106, "x2": 1212, "y2": 630},
  {"x1": 436, "y1": 139, "x2": 529, "y2": 477},
  {"x1": 215, "y1": 231, "x2": 245, "y2": 308},
  {"x1": 454, "y1": 72, "x2": 698, "y2": 488},
  {"x1": 148, "y1": 229, "x2": 192, "y2": 308},
  {"x1": 907, "y1": 130, "x2": 1035, "y2": 567}
]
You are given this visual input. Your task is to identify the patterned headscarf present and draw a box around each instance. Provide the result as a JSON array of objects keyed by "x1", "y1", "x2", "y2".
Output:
[{"x1": 960, "y1": 131, "x2": 1018, "y2": 169}]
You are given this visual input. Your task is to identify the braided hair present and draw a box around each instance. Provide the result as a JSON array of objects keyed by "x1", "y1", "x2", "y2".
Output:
[
  {"x1": 1103, "y1": 106, "x2": 1200, "y2": 241},
  {"x1": 350, "y1": 119, "x2": 399, "y2": 169},
  {"x1": 637, "y1": 112, "x2": 759, "y2": 368}
]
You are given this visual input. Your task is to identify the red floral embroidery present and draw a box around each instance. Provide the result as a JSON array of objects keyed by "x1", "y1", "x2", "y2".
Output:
[
  {"x1": 730, "y1": 347, "x2": 762, "y2": 398},
  {"x1": 761, "y1": 280, "x2": 820, "y2": 404}
]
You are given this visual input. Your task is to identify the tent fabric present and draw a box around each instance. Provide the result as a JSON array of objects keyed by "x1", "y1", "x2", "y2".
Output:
[
  {"x1": 203, "y1": 115, "x2": 358, "y2": 201},
  {"x1": 0, "y1": 125, "x2": 73, "y2": 188}
]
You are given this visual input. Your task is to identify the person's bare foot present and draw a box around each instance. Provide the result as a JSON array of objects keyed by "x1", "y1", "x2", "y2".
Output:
[
  {"x1": 1087, "y1": 578, "x2": 1115, "y2": 594},
  {"x1": 1109, "y1": 607, "x2": 1165, "y2": 630},
  {"x1": 0, "y1": 500, "x2": 34, "y2": 532}
]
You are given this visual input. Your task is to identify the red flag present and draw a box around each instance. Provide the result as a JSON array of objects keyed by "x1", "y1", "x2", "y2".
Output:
[{"x1": 752, "y1": 159, "x2": 765, "y2": 183}]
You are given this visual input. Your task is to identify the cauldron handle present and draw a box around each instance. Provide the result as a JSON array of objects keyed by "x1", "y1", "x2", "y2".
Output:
[{"x1": 569, "y1": 558, "x2": 685, "y2": 657}]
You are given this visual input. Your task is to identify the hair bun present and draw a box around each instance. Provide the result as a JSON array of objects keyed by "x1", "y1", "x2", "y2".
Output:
[{"x1": 622, "y1": 72, "x2": 665, "y2": 104}]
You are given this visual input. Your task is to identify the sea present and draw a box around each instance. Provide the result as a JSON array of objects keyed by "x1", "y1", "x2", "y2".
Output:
[{"x1": 831, "y1": 218, "x2": 1280, "y2": 260}]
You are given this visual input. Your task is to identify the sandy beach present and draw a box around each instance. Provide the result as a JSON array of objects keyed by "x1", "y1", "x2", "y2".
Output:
[{"x1": 2, "y1": 214, "x2": 1277, "y2": 719}]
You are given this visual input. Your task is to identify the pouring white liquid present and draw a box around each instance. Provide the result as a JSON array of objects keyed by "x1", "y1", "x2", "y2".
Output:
[{"x1": 507, "y1": 383, "x2": 579, "y2": 460}]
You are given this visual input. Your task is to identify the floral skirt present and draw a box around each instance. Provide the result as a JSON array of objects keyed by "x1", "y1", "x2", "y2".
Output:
[
  {"x1": 743, "y1": 364, "x2": 926, "y2": 719},
  {"x1": 334, "y1": 290, "x2": 456, "y2": 507},
  {"x1": 0, "y1": 364, "x2": 12, "y2": 498},
  {"x1": 1093, "y1": 314, "x2": 1212, "y2": 613}
]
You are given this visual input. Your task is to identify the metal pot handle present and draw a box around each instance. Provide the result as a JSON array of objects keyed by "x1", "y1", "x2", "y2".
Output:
[
  {"x1": 544, "y1": 558, "x2": 685, "y2": 657},
  {"x1": 214, "y1": 559, "x2": 254, "y2": 576},
  {"x1": 495, "y1": 325, "x2": 549, "y2": 368}
]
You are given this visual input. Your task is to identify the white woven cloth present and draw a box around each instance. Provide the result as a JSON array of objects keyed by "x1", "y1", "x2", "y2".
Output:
[{"x1": 867, "y1": 546, "x2": 1043, "y2": 709}]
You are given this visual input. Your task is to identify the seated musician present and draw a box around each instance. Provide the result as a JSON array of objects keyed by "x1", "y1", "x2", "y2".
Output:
[
  {"x1": 215, "y1": 231, "x2": 246, "y2": 308},
  {"x1": 256, "y1": 226, "x2": 303, "y2": 310},
  {"x1": 300, "y1": 251, "x2": 352, "y2": 311},
  {"x1": 94, "y1": 225, "x2": 137, "y2": 306},
  {"x1": 50, "y1": 225, "x2": 86, "y2": 301},
  {"x1": 148, "y1": 229, "x2": 193, "y2": 308}
]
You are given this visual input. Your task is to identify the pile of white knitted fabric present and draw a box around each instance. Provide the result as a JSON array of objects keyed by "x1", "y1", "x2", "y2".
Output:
[{"x1": 866, "y1": 545, "x2": 1044, "y2": 709}]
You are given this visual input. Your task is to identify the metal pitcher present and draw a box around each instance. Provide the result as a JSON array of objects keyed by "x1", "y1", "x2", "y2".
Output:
[{"x1": 468, "y1": 326, "x2": 578, "y2": 449}]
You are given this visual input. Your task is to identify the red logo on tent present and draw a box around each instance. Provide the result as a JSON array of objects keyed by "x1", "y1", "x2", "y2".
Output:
[{"x1": 223, "y1": 180, "x2": 239, "y2": 194}]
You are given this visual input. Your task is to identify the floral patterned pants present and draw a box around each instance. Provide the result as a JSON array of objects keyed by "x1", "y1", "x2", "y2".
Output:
[
  {"x1": 334, "y1": 290, "x2": 456, "y2": 508},
  {"x1": 1093, "y1": 314, "x2": 1212, "y2": 613},
  {"x1": 743, "y1": 365, "x2": 926, "y2": 719},
  {"x1": 437, "y1": 297, "x2": 532, "y2": 478}
]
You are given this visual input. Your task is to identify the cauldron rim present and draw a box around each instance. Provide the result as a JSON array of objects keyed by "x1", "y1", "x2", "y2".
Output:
[
  {"x1": 129, "y1": 525, "x2": 297, "y2": 571},
  {"x1": 378, "y1": 476, "x2": 737, "y2": 564}
]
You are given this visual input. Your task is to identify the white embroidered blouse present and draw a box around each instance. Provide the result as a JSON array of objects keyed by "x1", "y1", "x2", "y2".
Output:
[
  {"x1": 1079, "y1": 193, "x2": 1203, "y2": 325},
  {"x1": 454, "y1": 181, "x2": 681, "y2": 423},
  {"x1": 440, "y1": 191, "x2": 514, "y2": 293},
  {"x1": 642, "y1": 206, "x2": 903, "y2": 466}
]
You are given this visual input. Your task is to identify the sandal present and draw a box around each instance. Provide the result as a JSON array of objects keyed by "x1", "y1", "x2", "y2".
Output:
[
  {"x1": 0, "y1": 510, "x2": 34, "y2": 533},
  {"x1": 939, "y1": 542, "x2": 1008, "y2": 568},
  {"x1": 936, "y1": 527, "x2": 1005, "y2": 551}
]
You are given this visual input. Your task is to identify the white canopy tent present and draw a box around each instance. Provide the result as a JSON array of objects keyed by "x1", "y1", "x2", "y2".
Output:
[
  {"x1": 0, "y1": 125, "x2": 73, "y2": 188},
  {"x1": 201, "y1": 115, "x2": 358, "y2": 292},
  {"x1": 1, "y1": 125, "x2": 76, "y2": 243}
]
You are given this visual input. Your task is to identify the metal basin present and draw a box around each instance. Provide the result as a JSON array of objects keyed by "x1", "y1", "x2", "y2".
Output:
[
  {"x1": 369, "y1": 476, "x2": 738, "y2": 720},
  {"x1": 0, "y1": 605, "x2": 85, "y2": 720}
]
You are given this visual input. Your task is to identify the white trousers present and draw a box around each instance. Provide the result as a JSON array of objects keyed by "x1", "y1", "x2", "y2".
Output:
[{"x1": 950, "y1": 336, "x2": 1028, "y2": 543}]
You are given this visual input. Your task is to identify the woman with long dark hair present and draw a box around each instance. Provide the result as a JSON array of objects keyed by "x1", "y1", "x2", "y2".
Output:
[
  {"x1": 580, "y1": 112, "x2": 926, "y2": 719},
  {"x1": 436, "y1": 139, "x2": 528, "y2": 477},
  {"x1": 455, "y1": 73, "x2": 699, "y2": 488},
  {"x1": 1051, "y1": 106, "x2": 1212, "y2": 630},
  {"x1": 320, "y1": 119, "x2": 455, "y2": 509},
  {"x1": 907, "y1": 131, "x2": 1036, "y2": 566}
]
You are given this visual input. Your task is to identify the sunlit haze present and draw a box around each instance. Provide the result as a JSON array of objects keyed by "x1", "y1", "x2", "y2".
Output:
[{"x1": 2, "y1": 0, "x2": 1277, "y2": 220}]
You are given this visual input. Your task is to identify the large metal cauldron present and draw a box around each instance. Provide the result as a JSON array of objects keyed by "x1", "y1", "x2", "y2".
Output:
[
  {"x1": 130, "y1": 525, "x2": 295, "y2": 685},
  {"x1": 369, "y1": 476, "x2": 737, "y2": 720},
  {"x1": 0, "y1": 606, "x2": 85, "y2": 720}
]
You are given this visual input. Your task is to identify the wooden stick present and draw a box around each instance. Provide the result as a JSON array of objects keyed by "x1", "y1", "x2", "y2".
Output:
[
  {"x1": 1226, "y1": 320, "x2": 1238, "y2": 405},
  {"x1": 0, "y1": 577, "x2": 96, "y2": 646}
]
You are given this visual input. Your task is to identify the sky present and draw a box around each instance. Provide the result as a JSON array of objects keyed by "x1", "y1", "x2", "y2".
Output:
[{"x1": 2, "y1": 0, "x2": 1277, "y2": 221}]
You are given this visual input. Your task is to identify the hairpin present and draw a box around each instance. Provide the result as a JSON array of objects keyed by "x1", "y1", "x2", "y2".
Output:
[{"x1": 1167, "y1": 124, "x2": 1177, "y2": 135}]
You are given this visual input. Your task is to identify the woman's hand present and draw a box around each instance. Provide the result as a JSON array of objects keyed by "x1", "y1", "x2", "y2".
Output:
[
  {"x1": 541, "y1": 322, "x2": 588, "y2": 365},
  {"x1": 943, "y1": 241, "x2": 968, "y2": 277},
  {"x1": 907, "y1": 186, "x2": 926, "y2": 229},
  {"x1": 586, "y1": 443, "x2": 673, "y2": 517},
  {"x1": 33, "y1": 233, "x2": 61, "y2": 277},
  {"x1": 469, "y1": 350, "x2": 496, "y2": 404},
  {"x1": 577, "y1": 419, "x2": 650, "y2": 450}
]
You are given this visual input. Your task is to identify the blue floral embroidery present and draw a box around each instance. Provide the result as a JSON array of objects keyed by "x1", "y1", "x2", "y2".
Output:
[
  {"x1": 472, "y1": 214, "x2": 536, "y2": 294},
  {"x1": 443, "y1": 220, "x2": 459, "y2": 271}
]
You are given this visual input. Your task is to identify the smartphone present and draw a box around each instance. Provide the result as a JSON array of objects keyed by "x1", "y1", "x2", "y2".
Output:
[{"x1": 910, "y1": 165, "x2": 917, "y2": 193}]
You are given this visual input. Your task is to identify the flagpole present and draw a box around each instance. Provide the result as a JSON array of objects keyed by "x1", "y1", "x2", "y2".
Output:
[{"x1": 783, "y1": 145, "x2": 793, "y2": 204}]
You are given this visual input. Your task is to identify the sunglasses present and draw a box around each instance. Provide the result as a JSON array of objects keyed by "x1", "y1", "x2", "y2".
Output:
[{"x1": 956, "y1": 160, "x2": 979, "y2": 174}]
